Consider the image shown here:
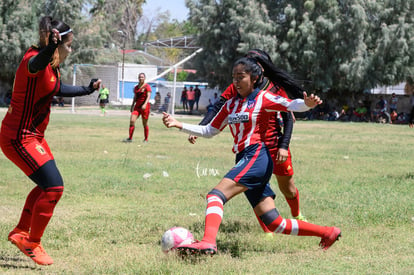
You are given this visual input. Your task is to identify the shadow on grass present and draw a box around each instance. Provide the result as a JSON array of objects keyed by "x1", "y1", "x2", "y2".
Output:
[
  {"x1": 189, "y1": 220, "x2": 254, "y2": 258},
  {"x1": 0, "y1": 255, "x2": 37, "y2": 270}
]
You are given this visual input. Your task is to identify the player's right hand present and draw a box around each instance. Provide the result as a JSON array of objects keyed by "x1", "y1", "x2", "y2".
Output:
[
  {"x1": 188, "y1": 135, "x2": 198, "y2": 144},
  {"x1": 49, "y1": 29, "x2": 61, "y2": 45}
]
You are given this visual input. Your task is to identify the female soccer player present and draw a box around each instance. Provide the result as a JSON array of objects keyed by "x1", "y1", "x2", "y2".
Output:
[
  {"x1": 163, "y1": 57, "x2": 341, "y2": 255},
  {"x1": 189, "y1": 50, "x2": 308, "y2": 235},
  {"x1": 124, "y1": 72, "x2": 152, "y2": 142},
  {"x1": 0, "y1": 16, "x2": 101, "y2": 265}
]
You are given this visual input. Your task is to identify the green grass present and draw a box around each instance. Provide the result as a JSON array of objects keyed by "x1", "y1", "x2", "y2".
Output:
[{"x1": 0, "y1": 109, "x2": 413, "y2": 274}]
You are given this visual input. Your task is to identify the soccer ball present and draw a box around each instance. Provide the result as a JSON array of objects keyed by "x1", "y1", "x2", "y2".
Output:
[{"x1": 161, "y1": 227, "x2": 194, "y2": 253}]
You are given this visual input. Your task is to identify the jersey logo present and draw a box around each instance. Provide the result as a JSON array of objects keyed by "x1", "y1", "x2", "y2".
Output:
[
  {"x1": 50, "y1": 76, "x2": 56, "y2": 82},
  {"x1": 287, "y1": 165, "x2": 292, "y2": 170},
  {"x1": 247, "y1": 99, "x2": 256, "y2": 109},
  {"x1": 35, "y1": 144, "x2": 46, "y2": 155},
  {"x1": 228, "y1": 112, "x2": 249, "y2": 124}
]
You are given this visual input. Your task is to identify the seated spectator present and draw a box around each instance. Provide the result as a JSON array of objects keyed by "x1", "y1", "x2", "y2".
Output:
[
  {"x1": 395, "y1": 112, "x2": 407, "y2": 124},
  {"x1": 159, "y1": 92, "x2": 171, "y2": 112},
  {"x1": 338, "y1": 105, "x2": 352, "y2": 121},
  {"x1": 328, "y1": 108, "x2": 339, "y2": 121},
  {"x1": 371, "y1": 103, "x2": 381, "y2": 122},
  {"x1": 352, "y1": 101, "x2": 368, "y2": 122},
  {"x1": 207, "y1": 99, "x2": 214, "y2": 113},
  {"x1": 390, "y1": 110, "x2": 398, "y2": 123}
]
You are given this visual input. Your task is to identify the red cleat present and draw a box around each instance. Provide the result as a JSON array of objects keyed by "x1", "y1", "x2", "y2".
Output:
[
  {"x1": 320, "y1": 227, "x2": 341, "y2": 250},
  {"x1": 177, "y1": 240, "x2": 217, "y2": 255},
  {"x1": 12, "y1": 236, "x2": 53, "y2": 265},
  {"x1": 8, "y1": 228, "x2": 29, "y2": 245}
]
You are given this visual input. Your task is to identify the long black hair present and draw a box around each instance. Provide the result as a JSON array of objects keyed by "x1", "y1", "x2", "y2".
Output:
[
  {"x1": 245, "y1": 49, "x2": 304, "y2": 99},
  {"x1": 233, "y1": 57, "x2": 263, "y2": 89}
]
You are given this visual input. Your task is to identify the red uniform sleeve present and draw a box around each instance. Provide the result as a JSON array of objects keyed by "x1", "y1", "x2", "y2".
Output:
[{"x1": 221, "y1": 84, "x2": 238, "y2": 100}]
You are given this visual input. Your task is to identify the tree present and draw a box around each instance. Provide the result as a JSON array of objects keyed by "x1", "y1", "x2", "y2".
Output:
[
  {"x1": 186, "y1": 0, "x2": 414, "y2": 94},
  {"x1": 186, "y1": 0, "x2": 274, "y2": 88}
]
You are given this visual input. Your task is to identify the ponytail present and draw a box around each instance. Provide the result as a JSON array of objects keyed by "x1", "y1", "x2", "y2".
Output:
[{"x1": 246, "y1": 49, "x2": 304, "y2": 99}]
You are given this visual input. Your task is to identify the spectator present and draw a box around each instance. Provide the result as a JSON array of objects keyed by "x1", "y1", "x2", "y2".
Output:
[
  {"x1": 186, "y1": 86, "x2": 196, "y2": 114},
  {"x1": 154, "y1": 92, "x2": 161, "y2": 112},
  {"x1": 409, "y1": 94, "x2": 414, "y2": 128},
  {"x1": 377, "y1": 96, "x2": 391, "y2": 123},
  {"x1": 328, "y1": 108, "x2": 339, "y2": 121},
  {"x1": 389, "y1": 93, "x2": 398, "y2": 113},
  {"x1": 211, "y1": 92, "x2": 219, "y2": 105},
  {"x1": 194, "y1": 85, "x2": 201, "y2": 111},
  {"x1": 159, "y1": 92, "x2": 171, "y2": 112},
  {"x1": 390, "y1": 110, "x2": 398, "y2": 124},
  {"x1": 352, "y1": 100, "x2": 368, "y2": 122},
  {"x1": 180, "y1": 87, "x2": 188, "y2": 112}
]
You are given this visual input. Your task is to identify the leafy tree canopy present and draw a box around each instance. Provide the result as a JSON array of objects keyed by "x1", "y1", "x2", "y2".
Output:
[{"x1": 186, "y1": 0, "x2": 414, "y2": 94}]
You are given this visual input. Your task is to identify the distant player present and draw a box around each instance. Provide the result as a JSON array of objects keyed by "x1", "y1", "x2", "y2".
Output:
[
  {"x1": 97, "y1": 85, "x2": 110, "y2": 116},
  {"x1": 124, "y1": 73, "x2": 152, "y2": 142}
]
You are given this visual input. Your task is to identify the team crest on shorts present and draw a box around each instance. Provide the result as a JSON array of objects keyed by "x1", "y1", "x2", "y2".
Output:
[{"x1": 36, "y1": 144, "x2": 46, "y2": 155}]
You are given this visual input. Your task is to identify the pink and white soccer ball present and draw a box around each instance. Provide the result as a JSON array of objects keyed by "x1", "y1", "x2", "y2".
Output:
[{"x1": 161, "y1": 226, "x2": 194, "y2": 253}]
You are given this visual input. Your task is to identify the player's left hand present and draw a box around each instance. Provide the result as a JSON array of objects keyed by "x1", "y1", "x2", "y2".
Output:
[
  {"x1": 303, "y1": 92, "x2": 322, "y2": 108},
  {"x1": 92, "y1": 79, "x2": 102, "y2": 90},
  {"x1": 276, "y1": 148, "x2": 288, "y2": 164}
]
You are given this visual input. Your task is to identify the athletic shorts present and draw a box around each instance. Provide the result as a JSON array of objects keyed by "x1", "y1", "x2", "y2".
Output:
[
  {"x1": 225, "y1": 142, "x2": 275, "y2": 208},
  {"x1": 0, "y1": 134, "x2": 53, "y2": 176},
  {"x1": 132, "y1": 104, "x2": 150, "y2": 120},
  {"x1": 269, "y1": 148, "x2": 294, "y2": 176}
]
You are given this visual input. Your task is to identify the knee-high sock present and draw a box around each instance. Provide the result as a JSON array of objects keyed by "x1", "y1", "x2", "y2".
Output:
[
  {"x1": 144, "y1": 125, "x2": 149, "y2": 141},
  {"x1": 201, "y1": 194, "x2": 224, "y2": 244},
  {"x1": 129, "y1": 125, "x2": 135, "y2": 140},
  {"x1": 29, "y1": 186, "x2": 64, "y2": 243},
  {"x1": 285, "y1": 187, "x2": 300, "y2": 217},
  {"x1": 255, "y1": 212, "x2": 272, "y2": 233},
  {"x1": 15, "y1": 186, "x2": 43, "y2": 232},
  {"x1": 262, "y1": 209, "x2": 326, "y2": 237}
]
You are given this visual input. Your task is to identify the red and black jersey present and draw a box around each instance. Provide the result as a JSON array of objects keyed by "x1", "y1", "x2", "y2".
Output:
[
  {"x1": 1, "y1": 47, "x2": 60, "y2": 140},
  {"x1": 133, "y1": 83, "x2": 151, "y2": 107}
]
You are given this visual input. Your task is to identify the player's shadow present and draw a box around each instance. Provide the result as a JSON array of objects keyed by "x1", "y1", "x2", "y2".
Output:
[
  {"x1": 0, "y1": 255, "x2": 37, "y2": 270},
  {"x1": 189, "y1": 220, "x2": 254, "y2": 258}
]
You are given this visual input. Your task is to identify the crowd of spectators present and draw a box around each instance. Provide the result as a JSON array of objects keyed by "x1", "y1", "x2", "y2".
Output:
[{"x1": 304, "y1": 93, "x2": 411, "y2": 124}]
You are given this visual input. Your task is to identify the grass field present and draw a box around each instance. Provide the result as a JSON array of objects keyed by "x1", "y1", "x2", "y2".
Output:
[{"x1": 0, "y1": 107, "x2": 413, "y2": 274}]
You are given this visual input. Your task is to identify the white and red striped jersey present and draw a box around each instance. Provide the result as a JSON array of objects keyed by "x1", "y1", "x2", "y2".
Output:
[{"x1": 181, "y1": 88, "x2": 310, "y2": 154}]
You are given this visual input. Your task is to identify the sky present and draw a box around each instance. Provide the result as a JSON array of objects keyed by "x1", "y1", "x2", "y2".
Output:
[{"x1": 142, "y1": 0, "x2": 189, "y2": 22}]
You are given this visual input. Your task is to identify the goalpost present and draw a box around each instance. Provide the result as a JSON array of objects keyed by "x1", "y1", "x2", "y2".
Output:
[{"x1": 70, "y1": 48, "x2": 204, "y2": 115}]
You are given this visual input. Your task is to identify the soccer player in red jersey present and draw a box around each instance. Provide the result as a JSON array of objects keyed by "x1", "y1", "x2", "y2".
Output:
[
  {"x1": 0, "y1": 16, "x2": 101, "y2": 265},
  {"x1": 124, "y1": 73, "x2": 152, "y2": 142},
  {"x1": 189, "y1": 50, "x2": 307, "y2": 235},
  {"x1": 163, "y1": 57, "x2": 341, "y2": 255}
]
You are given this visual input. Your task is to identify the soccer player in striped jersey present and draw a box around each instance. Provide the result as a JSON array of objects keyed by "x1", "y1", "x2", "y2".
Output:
[
  {"x1": 162, "y1": 57, "x2": 341, "y2": 255},
  {"x1": 189, "y1": 49, "x2": 308, "y2": 236},
  {"x1": 0, "y1": 16, "x2": 101, "y2": 265}
]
